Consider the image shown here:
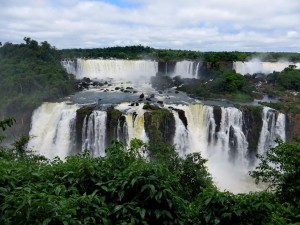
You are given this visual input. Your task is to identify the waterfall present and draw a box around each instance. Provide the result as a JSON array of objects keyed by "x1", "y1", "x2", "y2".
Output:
[
  {"x1": 61, "y1": 59, "x2": 77, "y2": 75},
  {"x1": 171, "y1": 104, "x2": 215, "y2": 158},
  {"x1": 173, "y1": 60, "x2": 200, "y2": 78},
  {"x1": 169, "y1": 104, "x2": 256, "y2": 193},
  {"x1": 124, "y1": 111, "x2": 148, "y2": 143},
  {"x1": 275, "y1": 113, "x2": 286, "y2": 141},
  {"x1": 215, "y1": 107, "x2": 248, "y2": 164},
  {"x1": 62, "y1": 59, "x2": 158, "y2": 83},
  {"x1": 27, "y1": 100, "x2": 287, "y2": 193},
  {"x1": 82, "y1": 111, "x2": 107, "y2": 157},
  {"x1": 233, "y1": 59, "x2": 300, "y2": 75},
  {"x1": 175, "y1": 105, "x2": 249, "y2": 164},
  {"x1": 257, "y1": 107, "x2": 286, "y2": 154},
  {"x1": 27, "y1": 102, "x2": 79, "y2": 159},
  {"x1": 172, "y1": 110, "x2": 189, "y2": 157}
]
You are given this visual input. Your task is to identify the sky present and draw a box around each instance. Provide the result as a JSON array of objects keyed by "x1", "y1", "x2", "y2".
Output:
[{"x1": 1, "y1": 0, "x2": 300, "y2": 51}]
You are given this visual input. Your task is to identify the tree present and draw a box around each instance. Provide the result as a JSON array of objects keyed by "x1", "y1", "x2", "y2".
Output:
[
  {"x1": 0, "y1": 118, "x2": 15, "y2": 131},
  {"x1": 250, "y1": 139, "x2": 300, "y2": 205},
  {"x1": 0, "y1": 118, "x2": 16, "y2": 143}
]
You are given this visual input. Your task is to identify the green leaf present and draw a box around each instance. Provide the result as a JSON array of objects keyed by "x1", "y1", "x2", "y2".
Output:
[
  {"x1": 114, "y1": 205, "x2": 123, "y2": 212},
  {"x1": 205, "y1": 197, "x2": 212, "y2": 206},
  {"x1": 140, "y1": 208, "x2": 146, "y2": 219},
  {"x1": 55, "y1": 186, "x2": 61, "y2": 195},
  {"x1": 42, "y1": 218, "x2": 51, "y2": 225}
]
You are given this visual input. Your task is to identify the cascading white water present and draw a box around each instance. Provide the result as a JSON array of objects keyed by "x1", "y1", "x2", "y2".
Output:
[
  {"x1": 169, "y1": 104, "x2": 260, "y2": 193},
  {"x1": 27, "y1": 102, "x2": 79, "y2": 159},
  {"x1": 257, "y1": 107, "x2": 286, "y2": 154},
  {"x1": 27, "y1": 97, "x2": 287, "y2": 193},
  {"x1": 61, "y1": 59, "x2": 77, "y2": 75},
  {"x1": 233, "y1": 59, "x2": 300, "y2": 75},
  {"x1": 275, "y1": 113, "x2": 286, "y2": 141},
  {"x1": 82, "y1": 111, "x2": 107, "y2": 157},
  {"x1": 124, "y1": 111, "x2": 149, "y2": 144},
  {"x1": 172, "y1": 60, "x2": 200, "y2": 78},
  {"x1": 172, "y1": 110, "x2": 189, "y2": 157},
  {"x1": 62, "y1": 59, "x2": 158, "y2": 83},
  {"x1": 214, "y1": 107, "x2": 248, "y2": 164},
  {"x1": 172, "y1": 104, "x2": 214, "y2": 158}
]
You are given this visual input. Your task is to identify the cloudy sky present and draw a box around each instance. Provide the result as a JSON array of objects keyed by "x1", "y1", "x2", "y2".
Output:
[{"x1": 1, "y1": 0, "x2": 300, "y2": 51}]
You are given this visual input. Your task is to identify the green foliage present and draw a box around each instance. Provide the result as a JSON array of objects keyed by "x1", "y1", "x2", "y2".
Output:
[
  {"x1": 60, "y1": 46, "x2": 300, "y2": 62},
  {"x1": 176, "y1": 70, "x2": 254, "y2": 102},
  {"x1": 0, "y1": 118, "x2": 16, "y2": 144},
  {"x1": 144, "y1": 109, "x2": 175, "y2": 143},
  {"x1": 0, "y1": 38, "x2": 75, "y2": 124},
  {"x1": 0, "y1": 140, "x2": 199, "y2": 224},
  {"x1": 192, "y1": 189, "x2": 276, "y2": 225},
  {"x1": 1, "y1": 127, "x2": 299, "y2": 224},
  {"x1": 277, "y1": 68, "x2": 300, "y2": 91},
  {"x1": 250, "y1": 139, "x2": 300, "y2": 205},
  {"x1": 266, "y1": 67, "x2": 300, "y2": 95},
  {"x1": 147, "y1": 141, "x2": 214, "y2": 201},
  {"x1": 12, "y1": 135, "x2": 30, "y2": 153},
  {"x1": 0, "y1": 117, "x2": 16, "y2": 131},
  {"x1": 211, "y1": 71, "x2": 247, "y2": 93}
]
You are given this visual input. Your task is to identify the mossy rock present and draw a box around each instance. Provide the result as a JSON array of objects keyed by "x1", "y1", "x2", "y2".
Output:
[
  {"x1": 144, "y1": 109, "x2": 175, "y2": 143},
  {"x1": 286, "y1": 113, "x2": 300, "y2": 143},
  {"x1": 106, "y1": 107, "x2": 123, "y2": 144},
  {"x1": 240, "y1": 105, "x2": 263, "y2": 164},
  {"x1": 143, "y1": 104, "x2": 160, "y2": 110}
]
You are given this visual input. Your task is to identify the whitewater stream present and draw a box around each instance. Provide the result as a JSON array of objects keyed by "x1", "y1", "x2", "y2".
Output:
[{"x1": 28, "y1": 59, "x2": 288, "y2": 193}]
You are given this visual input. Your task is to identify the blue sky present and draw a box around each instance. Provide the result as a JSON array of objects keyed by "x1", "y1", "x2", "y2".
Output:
[{"x1": 1, "y1": 0, "x2": 300, "y2": 52}]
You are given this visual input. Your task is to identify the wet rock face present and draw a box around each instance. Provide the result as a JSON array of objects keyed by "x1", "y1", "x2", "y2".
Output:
[
  {"x1": 229, "y1": 125, "x2": 238, "y2": 162},
  {"x1": 106, "y1": 108, "x2": 123, "y2": 145},
  {"x1": 241, "y1": 106, "x2": 263, "y2": 164},
  {"x1": 213, "y1": 106, "x2": 222, "y2": 133},
  {"x1": 286, "y1": 114, "x2": 300, "y2": 142},
  {"x1": 172, "y1": 108, "x2": 188, "y2": 128},
  {"x1": 157, "y1": 61, "x2": 176, "y2": 74},
  {"x1": 144, "y1": 108, "x2": 175, "y2": 144},
  {"x1": 75, "y1": 106, "x2": 95, "y2": 153}
]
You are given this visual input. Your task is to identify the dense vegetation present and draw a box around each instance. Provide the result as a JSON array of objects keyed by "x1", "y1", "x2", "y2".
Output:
[
  {"x1": 0, "y1": 38, "x2": 75, "y2": 137},
  {"x1": 257, "y1": 66, "x2": 300, "y2": 114},
  {"x1": 152, "y1": 69, "x2": 255, "y2": 102},
  {"x1": 0, "y1": 118, "x2": 299, "y2": 224},
  {"x1": 61, "y1": 45, "x2": 300, "y2": 62}
]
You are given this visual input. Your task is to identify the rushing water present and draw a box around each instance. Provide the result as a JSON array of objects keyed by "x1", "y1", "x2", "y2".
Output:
[
  {"x1": 62, "y1": 59, "x2": 158, "y2": 83},
  {"x1": 27, "y1": 102, "x2": 79, "y2": 159},
  {"x1": 257, "y1": 107, "x2": 286, "y2": 155},
  {"x1": 63, "y1": 58, "x2": 300, "y2": 78},
  {"x1": 233, "y1": 59, "x2": 300, "y2": 75},
  {"x1": 172, "y1": 60, "x2": 201, "y2": 78},
  {"x1": 27, "y1": 59, "x2": 289, "y2": 193},
  {"x1": 82, "y1": 111, "x2": 107, "y2": 157},
  {"x1": 28, "y1": 101, "x2": 286, "y2": 194}
]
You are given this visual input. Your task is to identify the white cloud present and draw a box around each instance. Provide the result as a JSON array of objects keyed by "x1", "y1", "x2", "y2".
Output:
[{"x1": 1, "y1": 0, "x2": 300, "y2": 51}]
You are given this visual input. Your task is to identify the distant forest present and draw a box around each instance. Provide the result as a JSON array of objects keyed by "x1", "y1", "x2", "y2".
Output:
[{"x1": 61, "y1": 45, "x2": 300, "y2": 62}]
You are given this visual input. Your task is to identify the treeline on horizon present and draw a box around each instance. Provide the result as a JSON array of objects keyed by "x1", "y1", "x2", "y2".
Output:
[{"x1": 60, "y1": 45, "x2": 300, "y2": 62}]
